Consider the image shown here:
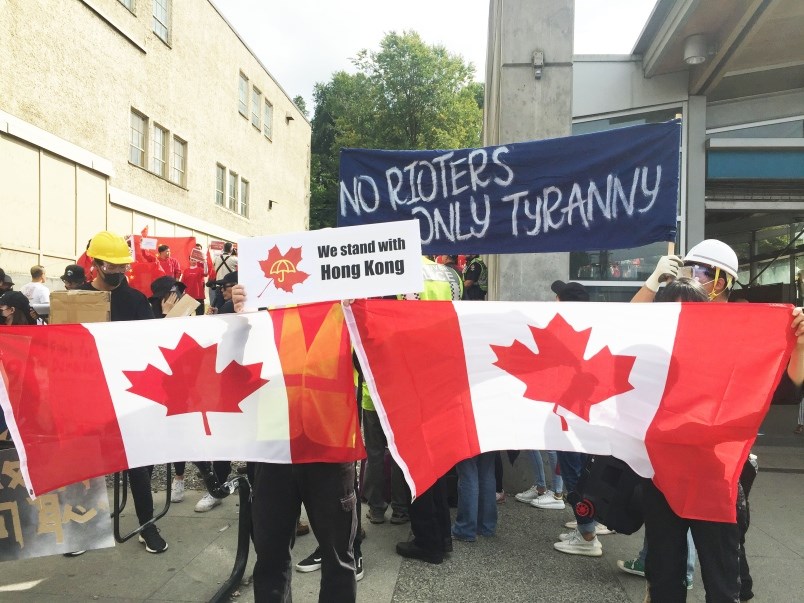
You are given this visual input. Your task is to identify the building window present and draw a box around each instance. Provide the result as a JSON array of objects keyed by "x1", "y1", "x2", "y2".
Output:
[
  {"x1": 251, "y1": 87, "x2": 262, "y2": 129},
  {"x1": 228, "y1": 170, "x2": 238, "y2": 210},
  {"x1": 215, "y1": 164, "x2": 226, "y2": 206},
  {"x1": 263, "y1": 100, "x2": 273, "y2": 139},
  {"x1": 152, "y1": 0, "x2": 169, "y2": 43},
  {"x1": 119, "y1": 0, "x2": 135, "y2": 12},
  {"x1": 238, "y1": 73, "x2": 249, "y2": 117},
  {"x1": 171, "y1": 136, "x2": 186, "y2": 186},
  {"x1": 129, "y1": 110, "x2": 147, "y2": 167},
  {"x1": 151, "y1": 124, "x2": 167, "y2": 177},
  {"x1": 239, "y1": 179, "x2": 249, "y2": 217}
]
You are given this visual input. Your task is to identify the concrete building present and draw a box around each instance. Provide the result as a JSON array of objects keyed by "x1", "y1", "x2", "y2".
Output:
[
  {"x1": 0, "y1": 0, "x2": 310, "y2": 284},
  {"x1": 487, "y1": 0, "x2": 804, "y2": 303}
]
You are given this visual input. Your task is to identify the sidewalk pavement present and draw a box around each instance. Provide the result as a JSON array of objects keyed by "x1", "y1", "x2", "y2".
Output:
[{"x1": 1, "y1": 430, "x2": 801, "y2": 601}]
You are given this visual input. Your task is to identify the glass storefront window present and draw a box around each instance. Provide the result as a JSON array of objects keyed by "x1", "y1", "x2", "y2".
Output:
[
  {"x1": 572, "y1": 108, "x2": 681, "y2": 135},
  {"x1": 582, "y1": 286, "x2": 646, "y2": 303},
  {"x1": 708, "y1": 120, "x2": 803, "y2": 139},
  {"x1": 569, "y1": 241, "x2": 675, "y2": 282}
]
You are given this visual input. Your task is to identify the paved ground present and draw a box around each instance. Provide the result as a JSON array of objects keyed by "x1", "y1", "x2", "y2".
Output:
[{"x1": 1, "y1": 406, "x2": 801, "y2": 602}]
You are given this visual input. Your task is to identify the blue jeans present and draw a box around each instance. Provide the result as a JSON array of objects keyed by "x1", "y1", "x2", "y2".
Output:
[
  {"x1": 556, "y1": 451, "x2": 596, "y2": 536},
  {"x1": 526, "y1": 450, "x2": 563, "y2": 494},
  {"x1": 640, "y1": 530, "x2": 696, "y2": 584},
  {"x1": 452, "y1": 452, "x2": 497, "y2": 540}
]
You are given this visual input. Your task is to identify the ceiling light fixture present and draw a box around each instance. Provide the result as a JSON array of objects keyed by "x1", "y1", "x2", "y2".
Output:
[{"x1": 683, "y1": 34, "x2": 708, "y2": 65}]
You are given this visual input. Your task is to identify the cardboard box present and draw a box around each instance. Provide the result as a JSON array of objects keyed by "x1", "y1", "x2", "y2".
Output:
[
  {"x1": 164, "y1": 294, "x2": 200, "y2": 318},
  {"x1": 49, "y1": 290, "x2": 111, "y2": 324}
]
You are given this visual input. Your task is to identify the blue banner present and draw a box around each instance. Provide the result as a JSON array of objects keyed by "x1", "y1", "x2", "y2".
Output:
[{"x1": 338, "y1": 121, "x2": 681, "y2": 255}]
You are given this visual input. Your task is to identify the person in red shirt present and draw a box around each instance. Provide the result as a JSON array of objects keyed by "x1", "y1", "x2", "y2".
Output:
[
  {"x1": 157, "y1": 244, "x2": 182, "y2": 280},
  {"x1": 182, "y1": 244, "x2": 207, "y2": 315}
]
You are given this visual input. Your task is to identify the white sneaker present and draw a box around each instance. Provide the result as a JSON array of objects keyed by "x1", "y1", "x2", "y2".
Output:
[
  {"x1": 514, "y1": 485, "x2": 543, "y2": 503},
  {"x1": 170, "y1": 479, "x2": 185, "y2": 503},
  {"x1": 558, "y1": 528, "x2": 581, "y2": 541},
  {"x1": 530, "y1": 490, "x2": 565, "y2": 510},
  {"x1": 565, "y1": 520, "x2": 578, "y2": 529},
  {"x1": 194, "y1": 493, "x2": 223, "y2": 512},
  {"x1": 554, "y1": 532, "x2": 603, "y2": 557}
]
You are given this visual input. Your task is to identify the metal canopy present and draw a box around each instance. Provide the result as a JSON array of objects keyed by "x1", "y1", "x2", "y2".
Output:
[{"x1": 632, "y1": 0, "x2": 804, "y2": 102}]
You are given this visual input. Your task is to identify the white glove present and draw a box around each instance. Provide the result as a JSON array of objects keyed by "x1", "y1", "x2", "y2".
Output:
[{"x1": 645, "y1": 255, "x2": 683, "y2": 292}]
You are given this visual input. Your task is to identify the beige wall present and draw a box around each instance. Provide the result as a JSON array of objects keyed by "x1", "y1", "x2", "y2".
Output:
[
  {"x1": 0, "y1": 131, "x2": 108, "y2": 285},
  {"x1": 0, "y1": 0, "x2": 310, "y2": 286}
]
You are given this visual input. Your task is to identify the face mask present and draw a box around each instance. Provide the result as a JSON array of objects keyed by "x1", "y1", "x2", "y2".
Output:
[{"x1": 101, "y1": 270, "x2": 125, "y2": 287}]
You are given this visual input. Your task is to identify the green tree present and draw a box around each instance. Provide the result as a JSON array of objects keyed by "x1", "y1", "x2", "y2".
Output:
[
  {"x1": 292, "y1": 95, "x2": 308, "y2": 119},
  {"x1": 308, "y1": 31, "x2": 483, "y2": 230}
]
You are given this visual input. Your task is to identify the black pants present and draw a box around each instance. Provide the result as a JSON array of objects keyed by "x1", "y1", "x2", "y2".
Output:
[
  {"x1": 737, "y1": 460, "x2": 757, "y2": 601},
  {"x1": 127, "y1": 466, "x2": 154, "y2": 526},
  {"x1": 173, "y1": 461, "x2": 229, "y2": 482},
  {"x1": 252, "y1": 462, "x2": 356, "y2": 603},
  {"x1": 643, "y1": 480, "x2": 740, "y2": 603},
  {"x1": 409, "y1": 475, "x2": 451, "y2": 553}
]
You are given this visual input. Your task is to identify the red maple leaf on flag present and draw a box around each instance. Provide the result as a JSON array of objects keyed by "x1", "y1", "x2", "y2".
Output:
[
  {"x1": 123, "y1": 333, "x2": 268, "y2": 436},
  {"x1": 491, "y1": 313, "x2": 636, "y2": 430},
  {"x1": 258, "y1": 245, "x2": 310, "y2": 296}
]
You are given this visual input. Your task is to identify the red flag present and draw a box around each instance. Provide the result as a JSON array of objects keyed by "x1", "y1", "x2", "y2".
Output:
[
  {"x1": 345, "y1": 299, "x2": 793, "y2": 522},
  {"x1": 0, "y1": 304, "x2": 363, "y2": 497},
  {"x1": 206, "y1": 250, "x2": 216, "y2": 281}
]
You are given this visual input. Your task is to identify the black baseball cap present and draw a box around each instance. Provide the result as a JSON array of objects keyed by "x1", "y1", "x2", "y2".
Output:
[
  {"x1": 150, "y1": 276, "x2": 186, "y2": 299},
  {"x1": 60, "y1": 264, "x2": 86, "y2": 284},
  {"x1": 0, "y1": 291, "x2": 30, "y2": 311},
  {"x1": 550, "y1": 280, "x2": 590, "y2": 302},
  {"x1": 214, "y1": 271, "x2": 238, "y2": 287}
]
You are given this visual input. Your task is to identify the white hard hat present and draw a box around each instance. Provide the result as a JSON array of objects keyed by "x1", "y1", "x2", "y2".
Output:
[{"x1": 683, "y1": 239, "x2": 739, "y2": 280}]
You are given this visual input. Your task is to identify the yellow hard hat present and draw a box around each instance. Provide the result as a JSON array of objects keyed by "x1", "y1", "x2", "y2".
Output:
[{"x1": 87, "y1": 231, "x2": 132, "y2": 264}]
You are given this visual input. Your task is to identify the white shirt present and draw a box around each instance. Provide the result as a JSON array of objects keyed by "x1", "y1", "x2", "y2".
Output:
[{"x1": 21, "y1": 281, "x2": 50, "y2": 304}]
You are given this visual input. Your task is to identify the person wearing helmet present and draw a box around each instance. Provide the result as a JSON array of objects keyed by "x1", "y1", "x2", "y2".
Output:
[
  {"x1": 632, "y1": 239, "x2": 739, "y2": 303},
  {"x1": 79, "y1": 231, "x2": 168, "y2": 553}
]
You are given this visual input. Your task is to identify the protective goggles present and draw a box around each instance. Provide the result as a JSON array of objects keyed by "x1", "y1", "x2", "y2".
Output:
[
  {"x1": 99, "y1": 261, "x2": 131, "y2": 273},
  {"x1": 682, "y1": 263, "x2": 717, "y2": 280}
]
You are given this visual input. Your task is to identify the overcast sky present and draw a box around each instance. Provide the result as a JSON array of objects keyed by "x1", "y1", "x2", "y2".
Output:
[{"x1": 213, "y1": 0, "x2": 657, "y2": 111}]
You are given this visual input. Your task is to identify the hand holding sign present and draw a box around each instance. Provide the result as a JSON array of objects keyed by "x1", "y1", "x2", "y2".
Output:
[{"x1": 237, "y1": 221, "x2": 423, "y2": 311}]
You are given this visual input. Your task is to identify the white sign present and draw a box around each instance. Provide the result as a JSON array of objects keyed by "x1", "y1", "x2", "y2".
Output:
[
  {"x1": 140, "y1": 237, "x2": 158, "y2": 251},
  {"x1": 238, "y1": 220, "x2": 423, "y2": 310}
]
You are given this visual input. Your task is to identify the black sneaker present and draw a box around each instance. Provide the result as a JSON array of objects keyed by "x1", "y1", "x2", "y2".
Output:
[
  {"x1": 355, "y1": 553, "x2": 364, "y2": 582},
  {"x1": 295, "y1": 549, "x2": 322, "y2": 572},
  {"x1": 138, "y1": 524, "x2": 168, "y2": 554}
]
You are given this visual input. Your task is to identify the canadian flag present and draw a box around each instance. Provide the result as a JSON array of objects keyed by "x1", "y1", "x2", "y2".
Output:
[
  {"x1": 345, "y1": 299, "x2": 794, "y2": 523},
  {"x1": 0, "y1": 303, "x2": 364, "y2": 497}
]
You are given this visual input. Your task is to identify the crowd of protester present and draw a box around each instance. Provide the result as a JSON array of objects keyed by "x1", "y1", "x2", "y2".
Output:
[{"x1": 1, "y1": 234, "x2": 803, "y2": 603}]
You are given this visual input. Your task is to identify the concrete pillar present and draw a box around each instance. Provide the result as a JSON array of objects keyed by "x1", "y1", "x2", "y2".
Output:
[
  {"x1": 685, "y1": 95, "x2": 707, "y2": 249},
  {"x1": 485, "y1": 0, "x2": 574, "y2": 303},
  {"x1": 484, "y1": 0, "x2": 574, "y2": 493}
]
